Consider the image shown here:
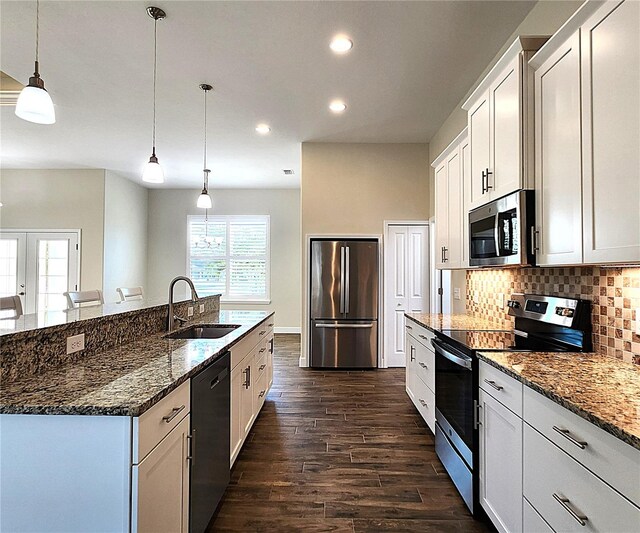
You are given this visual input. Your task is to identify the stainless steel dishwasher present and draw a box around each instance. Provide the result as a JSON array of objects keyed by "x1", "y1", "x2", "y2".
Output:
[{"x1": 190, "y1": 351, "x2": 230, "y2": 533}]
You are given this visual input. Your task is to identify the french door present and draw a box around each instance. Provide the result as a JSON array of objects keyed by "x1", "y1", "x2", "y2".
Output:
[{"x1": 0, "y1": 231, "x2": 79, "y2": 314}]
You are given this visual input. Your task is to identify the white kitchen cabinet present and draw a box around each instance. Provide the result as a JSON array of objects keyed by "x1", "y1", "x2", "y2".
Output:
[
  {"x1": 533, "y1": 30, "x2": 583, "y2": 266},
  {"x1": 464, "y1": 37, "x2": 547, "y2": 210},
  {"x1": 384, "y1": 224, "x2": 430, "y2": 367},
  {"x1": 460, "y1": 138, "x2": 471, "y2": 267},
  {"x1": 404, "y1": 321, "x2": 436, "y2": 434},
  {"x1": 405, "y1": 330, "x2": 418, "y2": 402},
  {"x1": 432, "y1": 129, "x2": 468, "y2": 269},
  {"x1": 479, "y1": 388, "x2": 522, "y2": 533},
  {"x1": 581, "y1": 0, "x2": 640, "y2": 264},
  {"x1": 133, "y1": 415, "x2": 190, "y2": 533}
]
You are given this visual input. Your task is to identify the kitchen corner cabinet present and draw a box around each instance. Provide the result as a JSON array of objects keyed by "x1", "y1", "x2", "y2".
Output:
[
  {"x1": 463, "y1": 37, "x2": 547, "y2": 211},
  {"x1": 433, "y1": 129, "x2": 469, "y2": 269},
  {"x1": 530, "y1": 0, "x2": 639, "y2": 266}
]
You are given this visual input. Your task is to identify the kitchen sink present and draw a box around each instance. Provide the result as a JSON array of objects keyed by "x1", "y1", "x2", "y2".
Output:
[{"x1": 166, "y1": 324, "x2": 241, "y2": 339}]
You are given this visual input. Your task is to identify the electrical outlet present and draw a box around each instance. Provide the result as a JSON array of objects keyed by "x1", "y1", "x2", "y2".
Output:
[
  {"x1": 636, "y1": 309, "x2": 640, "y2": 335},
  {"x1": 66, "y1": 333, "x2": 85, "y2": 354},
  {"x1": 199, "y1": 304, "x2": 205, "y2": 314},
  {"x1": 187, "y1": 306, "x2": 194, "y2": 317},
  {"x1": 453, "y1": 288, "x2": 461, "y2": 300},
  {"x1": 498, "y1": 293, "x2": 505, "y2": 308}
]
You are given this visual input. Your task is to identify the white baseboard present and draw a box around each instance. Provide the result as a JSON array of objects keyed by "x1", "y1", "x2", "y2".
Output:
[{"x1": 274, "y1": 327, "x2": 301, "y2": 334}]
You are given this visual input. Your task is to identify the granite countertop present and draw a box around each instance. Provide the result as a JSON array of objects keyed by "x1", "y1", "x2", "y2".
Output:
[
  {"x1": 0, "y1": 310, "x2": 273, "y2": 417},
  {"x1": 405, "y1": 312, "x2": 508, "y2": 332},
  {"x1": 478, "y1": 351, "x2": 640, "y2": 450}
]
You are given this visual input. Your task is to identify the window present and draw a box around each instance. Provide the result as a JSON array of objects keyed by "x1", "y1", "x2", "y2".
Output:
[{"x1": 188, "y1": 215, "x2": 270, "y2": 302}]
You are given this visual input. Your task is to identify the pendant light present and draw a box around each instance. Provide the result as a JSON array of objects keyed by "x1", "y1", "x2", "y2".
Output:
[
  {"x1": 196, "y1": 83, "x2": 213, "y2": 209},
  {"x1": 15, "y1": 0, "x2": 55, "y2": 124},
  {"x1": 142, "y1": 6, "x2": 166, "y2": 183}
]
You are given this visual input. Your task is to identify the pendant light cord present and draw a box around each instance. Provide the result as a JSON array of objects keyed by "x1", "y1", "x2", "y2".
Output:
[
  {"x1": 35, "y1": 0, "x2": 39, "y2": 62},
  {"x1": 152, "y1": 17, "x2": 158, "y2": 154}
]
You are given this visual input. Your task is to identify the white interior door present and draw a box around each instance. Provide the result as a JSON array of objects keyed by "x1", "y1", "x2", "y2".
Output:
[
  {"x1": 384, "y1": 224, "x2": 430, "y2": 368},
  {"x1": 0, "y1": 231, "x2": 79, "y2": 314}
]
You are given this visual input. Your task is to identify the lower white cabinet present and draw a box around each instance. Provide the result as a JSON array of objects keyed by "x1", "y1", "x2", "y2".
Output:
[
  {"x1": 479, "y1": 388, "x2": 522, "y2": 533},
  {"x1": 523, "y1": 498, "x2": 553, "y2": 533},
  {"x1": 405, "y1": 321, "x2": 436, "y2": 433},
  {"x1": 133, "y1": 415, "x2": 190, "y2": 533}
]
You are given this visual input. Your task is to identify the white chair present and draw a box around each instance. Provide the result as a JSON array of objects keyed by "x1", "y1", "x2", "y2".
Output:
[
  {"x1": 0, "y1": 295, "x2": 23, "y2": 318},
  {"x1": 64, "y1": 290, "x2": 104, "y2": 309},
  {"x1": 116, "y1": 286, "x2": 144, "y2": 302}
]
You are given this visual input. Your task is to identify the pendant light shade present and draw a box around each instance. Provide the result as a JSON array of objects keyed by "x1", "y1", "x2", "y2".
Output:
[
  {"x1": 142, "y1": 7, "x2": 166, "y2": 183},
  {"x1": 197, "y1": 84, "x2": 214, "y2": 208},
  {"x1": 16, "y1": 1, "x2": 55, "y2": 125}
]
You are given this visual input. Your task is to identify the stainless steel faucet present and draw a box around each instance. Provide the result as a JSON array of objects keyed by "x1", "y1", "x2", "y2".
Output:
[{"x1": 167, "y1": 276, "x2": 199, "y2": 332}]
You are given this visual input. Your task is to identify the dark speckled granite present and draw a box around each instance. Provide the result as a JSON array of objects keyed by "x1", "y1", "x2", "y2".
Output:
[
  {"x1": 0, "y1": 310, "x2": 273, "y2": 417},
  {"x1": 405, "y1": 312, "x2": 502, "y2": 333},
  {"x1": 478, "y1": 351, "x2": 640, "y2": 450}
]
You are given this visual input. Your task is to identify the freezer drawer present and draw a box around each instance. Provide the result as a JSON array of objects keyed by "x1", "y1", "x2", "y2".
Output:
[{"x1": 310, "y1": 320, "x2": 377, "y2": 368}]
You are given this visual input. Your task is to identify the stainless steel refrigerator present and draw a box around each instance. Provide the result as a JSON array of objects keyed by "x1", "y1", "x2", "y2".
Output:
[{"x1": 310, "y1": 239, "x2": 379, "y2": 368}]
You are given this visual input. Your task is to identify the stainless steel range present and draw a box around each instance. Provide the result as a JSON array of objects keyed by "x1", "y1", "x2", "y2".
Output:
[{"x1": 432, "y1": 294, "x2": 592, "y2": 514}]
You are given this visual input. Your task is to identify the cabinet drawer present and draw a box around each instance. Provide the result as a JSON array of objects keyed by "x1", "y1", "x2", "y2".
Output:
[
  {"x1": 524, "y1": 498, "x2": 553, "y2": 533},
  {"x1": 254, "y1": 370, "x2": 268, "y2": 414},
  {"x1": 135, "y1": 380, "x2": 190, "y2": 463},
  {"x1": 524, "y1": 386, "x2": 640, "y2": 505},
  {"x1": 415, "y1": 340, "x2": 435, "y2": 393},
  {"x1": 406, "y1": 321, "x2": 434, "y2": 349},
  {"x1": 524, "y1": 424, "x2": 640, "y2": 533},
  {"x1": 479, "y1": 361, "x2": 523, "y2": 417},
  {"x1": 412, "y1": 375, "x2": 435, "y2": 434},
  {"x1": 255, "y1": 350, "x2": 268, "y2": 379},
  {"x1": 231, "y1": 320, "x2": 270, "y2": 370}
]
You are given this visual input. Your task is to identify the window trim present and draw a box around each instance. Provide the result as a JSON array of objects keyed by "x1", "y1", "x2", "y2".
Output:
[{"x1": 187, "y1": 214, "x2": 271, "y2": 304}]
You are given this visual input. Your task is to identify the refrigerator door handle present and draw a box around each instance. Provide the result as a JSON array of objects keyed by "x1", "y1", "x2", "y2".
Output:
[
  {"x1": 315, "y1": 322, "x2": 374, "y2": 329},
  {"x1": 345, "y1": 246, "x2": 350, "y2": 314},
  {"x1": 339, "y1": 246, "x2": 345, "y2": 314}
]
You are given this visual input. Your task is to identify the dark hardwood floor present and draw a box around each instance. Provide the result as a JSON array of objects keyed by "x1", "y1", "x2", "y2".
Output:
[{"x1": 208, "y1": 334, "x2": 490, "y2": 532}]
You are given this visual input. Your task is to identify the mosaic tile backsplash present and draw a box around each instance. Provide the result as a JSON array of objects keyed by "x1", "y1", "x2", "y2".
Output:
[{"x1": 466, "y1": 267, "x2": 640, "y2": 364}]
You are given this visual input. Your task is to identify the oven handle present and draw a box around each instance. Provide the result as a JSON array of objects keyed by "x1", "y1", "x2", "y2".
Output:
[{"x1": 431, "y1": 338, "x2": 472, "y2": 370}]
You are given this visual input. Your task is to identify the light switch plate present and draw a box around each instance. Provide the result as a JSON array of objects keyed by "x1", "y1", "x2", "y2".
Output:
[
  {"x1": 66, "y1": 333, "x2": 85, "y2": 354},
  {"x1": 187, "y1": 306, "x2": 194, "y2": 317},
  {"x1": 453, "y1": 288, "x2": 461, "y2": 300},
  {"x1": 199, "y1": 304, "x2": 205, "y2": 314}
]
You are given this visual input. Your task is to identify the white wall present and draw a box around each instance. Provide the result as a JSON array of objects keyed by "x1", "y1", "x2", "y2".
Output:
[
  {"x1": 103, "y1": 171, "x2": 149, "y2": 304},
  {"x1": 0, "y1": 168, "x2": 105, "y2": 290},
  {"x1": 146, "y1": 188, "x2": 301, "y2": 330}
]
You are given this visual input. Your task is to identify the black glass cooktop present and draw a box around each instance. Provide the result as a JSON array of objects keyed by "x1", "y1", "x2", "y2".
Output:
[{"x1": 439, "y1": 329, "x2": 518, "y2": 351}]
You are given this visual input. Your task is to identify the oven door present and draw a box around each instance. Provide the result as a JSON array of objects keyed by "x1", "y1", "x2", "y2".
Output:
[{"x1": 432, "y1": 337, "x2": 474, "y2": 465}]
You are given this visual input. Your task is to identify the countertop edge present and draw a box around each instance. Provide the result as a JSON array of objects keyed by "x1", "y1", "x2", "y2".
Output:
[{"x1": 476, "y1": 353, "x2": 640, "y2": 451}]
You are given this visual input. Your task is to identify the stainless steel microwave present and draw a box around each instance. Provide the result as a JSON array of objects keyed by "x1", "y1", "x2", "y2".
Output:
[{"x1": 469, "y1": 190, "x2": 535, "y2": 267}]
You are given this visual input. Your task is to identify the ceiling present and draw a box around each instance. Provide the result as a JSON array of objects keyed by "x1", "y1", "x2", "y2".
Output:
[{"x1": 0, "y1": 1, "x2": 536, "y2": 189}]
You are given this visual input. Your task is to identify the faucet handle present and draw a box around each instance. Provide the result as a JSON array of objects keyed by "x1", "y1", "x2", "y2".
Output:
[{"x1": 173, "y1": 315, "x2": 188, "y2": 325}]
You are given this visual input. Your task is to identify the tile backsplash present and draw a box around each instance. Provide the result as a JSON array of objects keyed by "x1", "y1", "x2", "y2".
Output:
[{"x1": 466, "y1": 267, "x2": 640, "y2": 364}]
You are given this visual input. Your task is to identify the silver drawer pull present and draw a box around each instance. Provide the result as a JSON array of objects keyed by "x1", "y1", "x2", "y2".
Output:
[
  {"x1": 267, "y1": 323, "x2": 274, "y2": 327},
  {"x1": 162, "y1": 404, "x2": 186, "y2": 423},
  {"x1": 259, "y1": 364, "x2": 266, "y2": 371},
  {"x1": 418, "y1": 334, "x2": 429, "y2": 340},
  {"x1": 259, "y1": 330, "x2": 266, "y2": 336},
  {"x1": 553, "y1": 493, "x2": 588, "y2": 526},
  {"x1": 259, "y1": 390, "x2": 266, "y2": 398},
  {"x1": 419, "y1": 362, "x2": 428, "y2": 369},
  {"x1": 406, "y1": 325, "x2": 413, "y2": 330},
  {"x1": 260, "y1": 348, "x2": 266, "y2": 353},
  {"x1": 552, "y1": 426, "x2": 588, "y2": 449},
  {"x1": 419, "y1": 399, "x2": 428, "y2": 408},
  {"x1": 484, "y1": 379, "x2": 504, "y2": 391}
]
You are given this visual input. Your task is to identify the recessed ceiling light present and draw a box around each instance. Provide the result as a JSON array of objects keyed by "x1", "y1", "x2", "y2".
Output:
[
  {"x1": 329, "y1": 100, "x2": 347, "y2": 113},
  {"x1": 255, "y1": 124, "x2": 271, "y2": 134},
  {"x1": 330, "y1": 35, "x2": 353, "y2": 54}
]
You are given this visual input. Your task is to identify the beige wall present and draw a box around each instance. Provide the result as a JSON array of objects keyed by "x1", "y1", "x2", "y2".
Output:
[
  {"x1": 300, "y1": 142, "x2": 430, "y2": 362},
  {"x1": 146, "y1": 188, "x2": 301, "y2": 330},
  {"x1": 0, "y1": 168, "x2": 105, "y2": 290},
  {"x1": 103, "y1": 171, "x2": 149, "y2": 303},
  {"x1": 428, "y1": 0, "x2": 583, "y2": 312}
]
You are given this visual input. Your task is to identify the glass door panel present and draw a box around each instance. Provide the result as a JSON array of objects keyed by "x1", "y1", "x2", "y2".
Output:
[{"x1": 0, "y1": 233, "x2": 27, "y2": 315}]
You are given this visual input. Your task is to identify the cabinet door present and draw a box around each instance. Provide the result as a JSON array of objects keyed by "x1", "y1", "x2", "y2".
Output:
[
  {"x1": 405, "y1": 333, "x2": 416, "y2": 401},
  {"x1": 479, "y1": 389, "x2": 522, "y2": 533},
  {"x1": 134, "y1": 415, "x2": 190, "y2": 533},
  {"x1": 490, "y1": 55, "x2": 522, "y2": 200},
  {"x1": 267, "y1": 334, "x2": 274, "y2": 390},
  {"x1": 230, "y1": 364, "x2": 244, "y2": 464},
  {"x1": 468, "y1": 91, "x2": 491, "y2": 209},
  {"x1": 535, "y1": 31, "x2": 583, "y2": 266},
  {"x1": 241, "y1": 356, "x2": 254, "y2": 436},
  {"x1": 446, "y1": 148, "x2": 463, "y2": 268},
  {"x1": 581, "y1": 0, "x2": 640, "y2": 264},
  {"x1": 434, "y1": 163, "x2": 449, "y2": 268},
  {"x1": 461, "y1": 139, "x2": 471, "y2": 267},
  {"x1": 407, "y1": 225, "x2": 430, "y2": 312}
]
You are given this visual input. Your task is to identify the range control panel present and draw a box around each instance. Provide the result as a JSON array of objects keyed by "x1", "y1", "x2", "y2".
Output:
[{"x1": 508, "y1": 293, "x2": 583, "y2": 328}]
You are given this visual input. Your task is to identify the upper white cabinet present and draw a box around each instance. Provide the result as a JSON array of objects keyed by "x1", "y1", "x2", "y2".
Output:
[
  {"x1": 432, "y1": 129, "x2": 469, "y2": 269},
  {"x1": 463, "y1": 37, "x2": 547, "y2": 210},
  {"x1": 581, "y1": 0, "x2": 640, "y2": 264},
  {"x1": 530, "y1": 0, "x2": 640, "y2": 266}
]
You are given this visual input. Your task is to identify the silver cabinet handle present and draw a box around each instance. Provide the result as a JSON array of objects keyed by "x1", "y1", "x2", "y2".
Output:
[
  {"x1": 259, "y1": 364, "x2": 266, "y2": 371},
  {"x1": 259, "y1": 330, "x2": 266, "y2": 336},
  {"x1": 419, "y1": 399, "x2": 428, "y2": 408},
  {"x1": 406, "y1": 324, "x2": 413, "y2": 330},
  {"x1": 485, "y1": 168, "x2": 493, "y2": 191},
  {"x1": 418, "y1": 362, "x2": 428, "y2": 369},
  {"x1": 315, "y1": 323, "x2": 374, "y2": 329},
  {"x1": 531, "y1": 226, "x2": 540, "y2": 254},
  {"x1": 553, "y1": 493, "x2": 588, "y2": 526},
  {"x1": 260, "y1": 348, "x2": 266, "y2": 353},
  {"x1": 162, "y1": 404, "x2": 186, "y2": 423},
  {"x1": 243, "y1": 366, "x2": 251, "y2": 389},
  {"x1": 267, "y1": 323, "x2": 274, "y2": 327},
  {"x1": 474, "y1": 400, "x2": 482, "y2": 429},
  {"x1": 186, "y1": 429, "x2": 195, "y2": 464},
  {"x1": 259, "y1": 390, "x2": 266, "y2": 398},
  {"x1": 410, "y1": 345, "x2": 415, "y2": 362},
  {"x1": 481, "y1": 169, "x2": 486, "y2": 194},
  {"x1": 418, "y1": 334, "x2": 429, "y2": 340},
  {"x1": 552, "y1": 426, "x2": 587, "y2": 449},
  {"x1": 483, "y1": 379, "x2": 503, "y2": 391},
  {"x1": 443, "y1": 247, "x2": 448, "y2": 262}
]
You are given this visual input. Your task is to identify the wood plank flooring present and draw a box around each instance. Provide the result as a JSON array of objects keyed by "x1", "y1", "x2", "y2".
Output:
[{"x1": 208, "y1": 334, "x2": 491, "y2": 532}]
